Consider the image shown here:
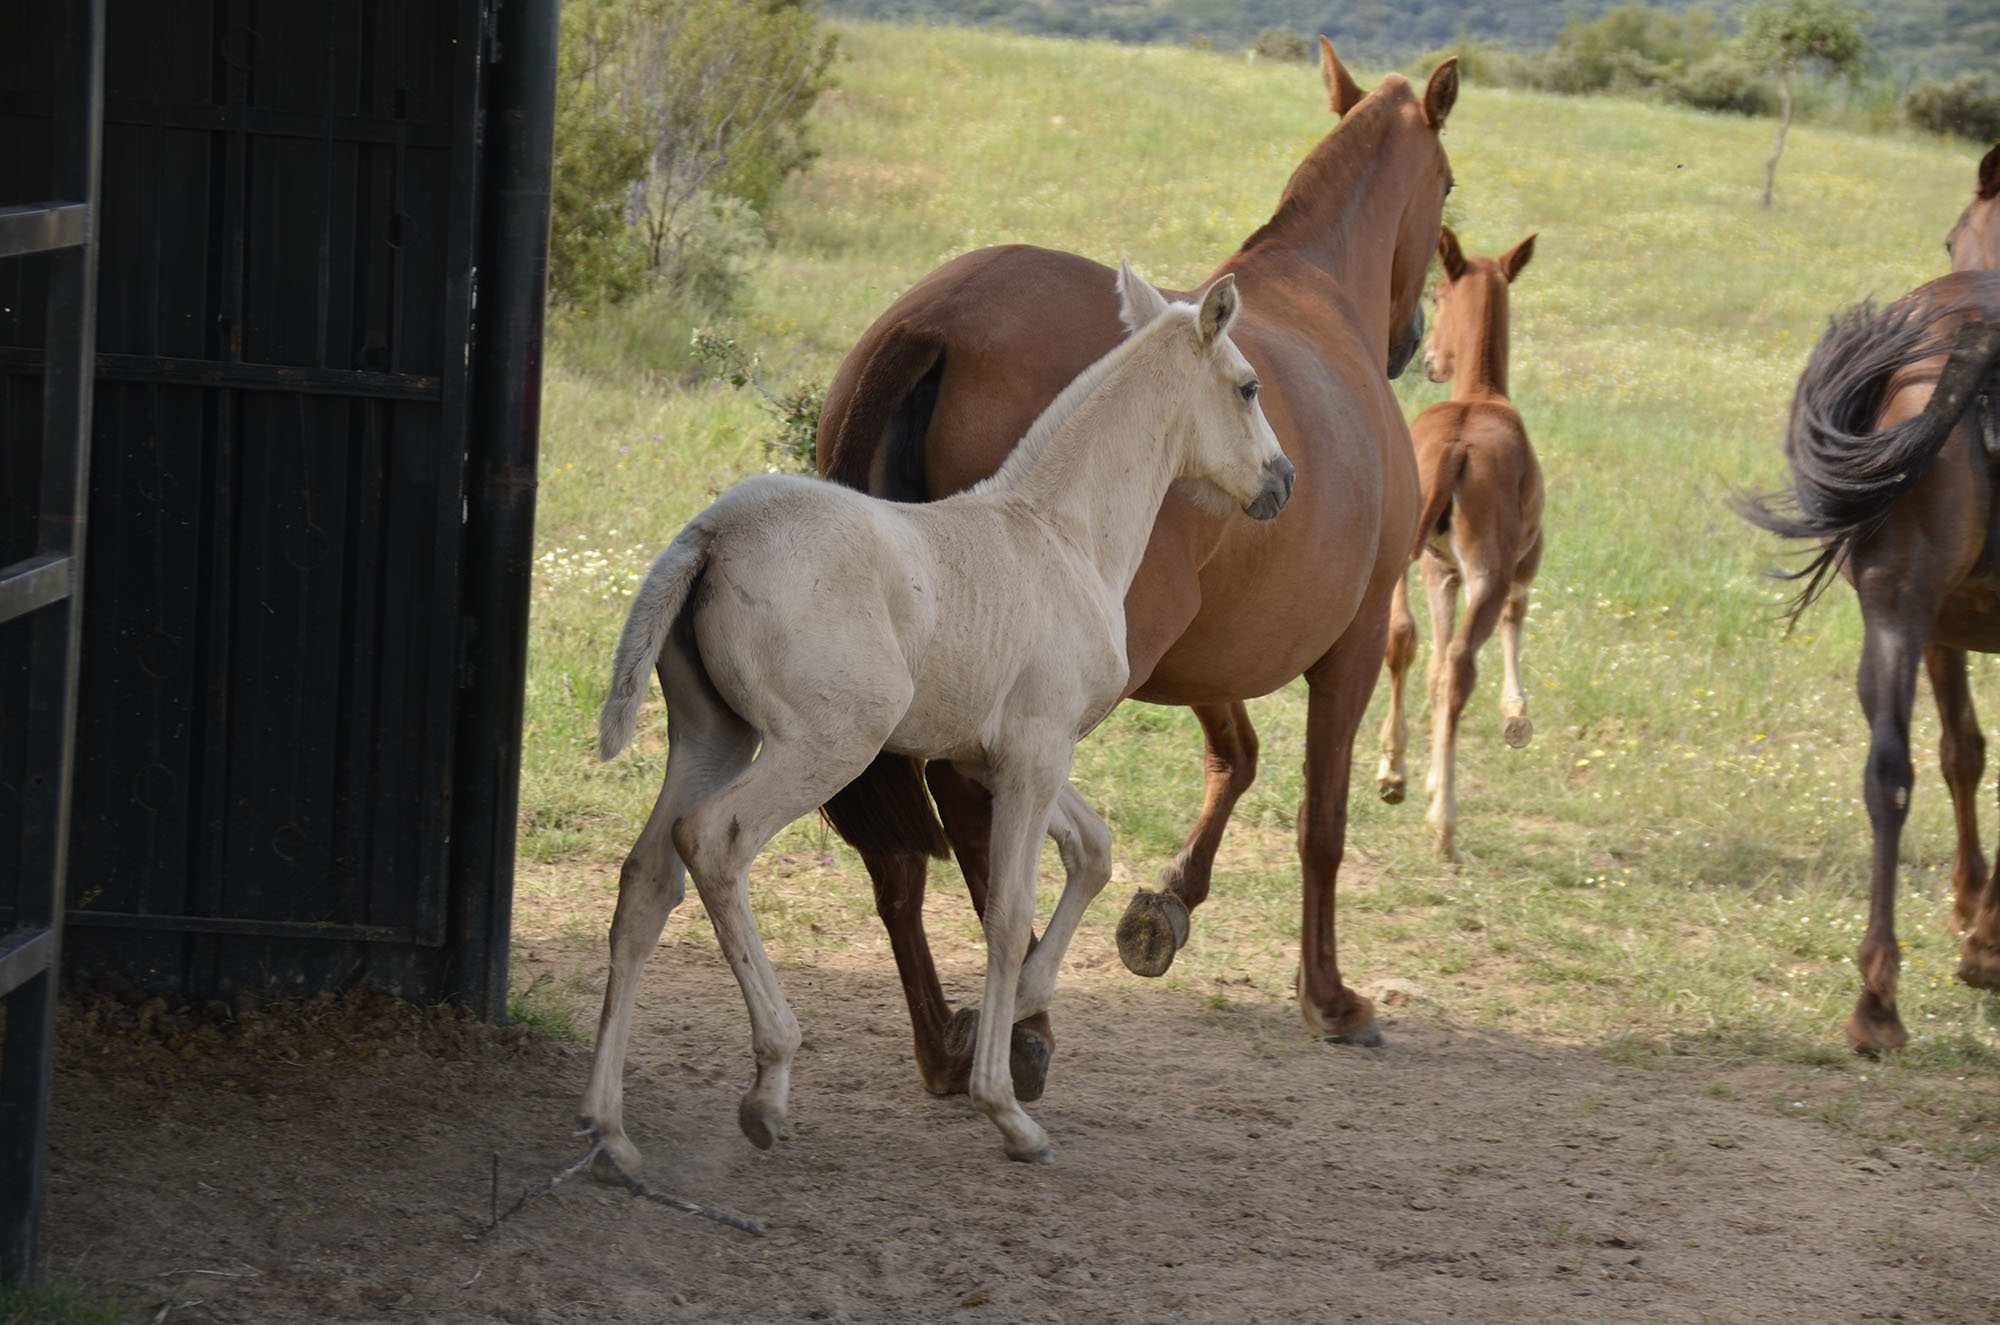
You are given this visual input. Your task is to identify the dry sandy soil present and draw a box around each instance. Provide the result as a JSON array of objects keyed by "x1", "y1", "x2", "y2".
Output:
[{"x1": 36, "y1": 879, "x2": 2000, "y2": 1325}]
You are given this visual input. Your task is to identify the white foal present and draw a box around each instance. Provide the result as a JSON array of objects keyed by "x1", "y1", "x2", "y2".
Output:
[{"x1": 580, "y1": 263, "x2": 1295, "y2": 1167}]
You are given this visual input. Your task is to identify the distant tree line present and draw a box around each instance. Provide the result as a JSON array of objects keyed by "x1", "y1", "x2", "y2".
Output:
[{"x1": 823, "y1": 0, "x2": 2000, "y2": 144}]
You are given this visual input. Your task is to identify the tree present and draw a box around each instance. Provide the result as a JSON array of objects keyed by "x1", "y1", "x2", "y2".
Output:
[
  {"x1": 1740, "y1": 0, "x2": 1871, "y2": 207},
  {"x1": 548, "y1": 0, "x2": 836, "y2": 306}
]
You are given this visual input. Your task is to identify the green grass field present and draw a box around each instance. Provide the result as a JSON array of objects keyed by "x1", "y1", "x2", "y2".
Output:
[{"x1": 524, "y1": 21, "x2": 2000, "y2": 1120}]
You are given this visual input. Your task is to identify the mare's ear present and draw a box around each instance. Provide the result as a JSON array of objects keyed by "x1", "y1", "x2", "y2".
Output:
[
  {"x1": 1196, "y1": 273, "x2": 1240, "y2": 348},
  {"x1": 1436, "y1": 226, "x2": 1467, "y2": 281},
  {"x1": 1423, "y1": 58, "x2": 1459, "y2": 130},
  {"x1": 1500, "y1": 233, "x2": 1537, "y2": 282},
  {"x1": 1980, "y1": 142, "x2": 2000, "y2": 200},
  {"x1": 1116, "y1": 258, "x2": 1172, "y2": 333},
  {"x1": 1320, "y1": 36, "x2": 1366, "y2": 117}
]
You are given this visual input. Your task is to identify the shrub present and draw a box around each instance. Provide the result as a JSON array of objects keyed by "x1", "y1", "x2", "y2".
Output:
[
  {"x1": 1250, "y1": 27, "x2": 1315, "y2": 63},
  {"x1": 1669, "y1": 52, "x2": 1776, "y2": 116},
  {"x1": 1905, "y1": 73, "x2": 2000, "y2": 143}
]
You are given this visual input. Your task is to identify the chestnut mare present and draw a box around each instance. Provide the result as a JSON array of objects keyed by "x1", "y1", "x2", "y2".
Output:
[
  {"x1": 1739, "y1": 267, "x2": 2000, "y2": 1053},
  {"x1": 1375, "y1": 227, "x2": 1544, "y2": 862},
  {"x1": 815, "y1": 41, "x2": 1458, "y2": 1098}
]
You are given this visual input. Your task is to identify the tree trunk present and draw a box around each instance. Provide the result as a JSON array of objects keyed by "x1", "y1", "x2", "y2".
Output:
[{"x1": 1761, "y1": 68, "x2": 1792, "y2": 209}]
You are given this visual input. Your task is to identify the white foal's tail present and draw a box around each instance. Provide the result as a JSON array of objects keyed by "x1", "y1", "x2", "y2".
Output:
[{"x1": 599, "y1": 525, "x2": 714, "y2": 760}]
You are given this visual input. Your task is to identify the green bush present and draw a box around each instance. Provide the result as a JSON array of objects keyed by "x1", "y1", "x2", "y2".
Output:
[
  {"x1": 1669, "y1": 52, "x2": 1776, "y2": 116},
  {"x1": 1249, "y1": 26, "x2": 1314, "y2": 63},
  {"x1": 1905, "y1": 73, "x2": 2000, "y2": 143}
]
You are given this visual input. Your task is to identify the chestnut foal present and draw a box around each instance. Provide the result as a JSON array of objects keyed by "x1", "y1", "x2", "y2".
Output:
[{"x1": 1376, "y1": 227, "x2": 1544, "y2": 862}]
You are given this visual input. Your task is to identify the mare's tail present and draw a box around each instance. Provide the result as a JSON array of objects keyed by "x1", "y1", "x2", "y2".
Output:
[
  {"x1": 814, "y1": 322, "x2": 953, "y2": 861},
  {"x1": 599, "y1": 525, "x2": 715, "y2": 760},
  {"x1": 1737, "y1": 308, "x2": 2000, "y2": 623},
  {"x1": 1409, "y1": 441, "x2": 1466, "y2": 561}
]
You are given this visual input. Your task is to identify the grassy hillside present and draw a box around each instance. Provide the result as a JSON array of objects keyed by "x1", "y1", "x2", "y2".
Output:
[{"x1": 526, "y1": 21, "x2": 1998, "y2": 1091}]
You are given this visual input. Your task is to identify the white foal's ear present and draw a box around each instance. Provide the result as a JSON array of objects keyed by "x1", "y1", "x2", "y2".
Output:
[
  {"x1": 1116, "y1": 258, "x2": 1172, "y2": 333},
  {"x1": 1196, "y1": 273, "x2": 1240, "y2": 348}
]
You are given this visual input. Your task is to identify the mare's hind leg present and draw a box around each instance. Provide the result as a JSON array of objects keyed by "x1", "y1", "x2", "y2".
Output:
[
  {"x1": 1296, "y1": 604, "x2": 1395, "y2": 1047},
  {"x1": 1924, "y1": 643, "x2": 1987, "y2": 934},
  {"x1": 580, "y1": 659, "x2": 756, "y2": 1180},
  {"x1": 1116, "y1": 701, "x2": 1258, "y2": 977},
  {"x1": 927, "y1": 762, "x2": 1058, "y2": 1103},
  {"x1": 1376, "y1": 570, "x2": 1418, "y2": 804},
  {"x1": 1849, "y1": 602, "x2": 1929, "y2": 1053},
  {"x1": 678, "y1": 717, "x2": 903, "y2": 1149}
]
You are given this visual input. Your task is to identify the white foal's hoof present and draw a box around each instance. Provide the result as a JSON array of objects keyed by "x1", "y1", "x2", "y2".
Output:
[{"x1": 1503, "y1": 714, "x2": 1533, "y2": 748}]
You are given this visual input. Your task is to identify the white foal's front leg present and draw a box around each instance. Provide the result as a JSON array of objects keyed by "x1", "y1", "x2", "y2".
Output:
[
  {"x1": 971, "y1": 763, "x2": 1066, "y2": 1162},
  {"x1": 1014, "y1": 783, "x2": 1112, "y2": 1020}
]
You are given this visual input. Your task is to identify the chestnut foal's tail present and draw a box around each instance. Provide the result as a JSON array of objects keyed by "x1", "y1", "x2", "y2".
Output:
[
  {"x1": 1738, "y1": 308, "x2": 2000, "y2": 623},
  {"x1": 814, "y1": 321, "x2": 953, "y2": 861},
  {"x1": 1408, "y1": 440, "x2": 1466, "y2": 561}
]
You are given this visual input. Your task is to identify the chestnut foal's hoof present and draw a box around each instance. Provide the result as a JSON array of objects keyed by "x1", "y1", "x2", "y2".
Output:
[
  {"x1": 1116, "y1": 889, "x2": 1190, "y2": 977},
  {"x1": 1503, "y1": 714, "x2": 1534, "y2": 749},
  {"x1": 942, "y1": 1007, "x2": 1055, "y2": 1103},
  {"x1": 1377, "y1": 776, "x2": 1407, "y2": 805}
]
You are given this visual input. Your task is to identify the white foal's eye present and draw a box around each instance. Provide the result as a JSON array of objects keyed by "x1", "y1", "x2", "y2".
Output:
[{"x1": 1239, "y1": 379, "x2": 1259, "y2": 402}]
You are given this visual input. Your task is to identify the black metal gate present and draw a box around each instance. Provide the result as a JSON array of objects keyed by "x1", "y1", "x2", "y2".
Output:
[{"x1": 0, "y1": 0, "x2": 554, "y2": 1203}]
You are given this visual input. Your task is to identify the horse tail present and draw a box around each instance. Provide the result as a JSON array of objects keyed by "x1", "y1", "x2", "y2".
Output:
[
  {"x1": 819, "y1": 322, "x2": 947, "y2": 503},
  {"x1": 1738, "y1": 304, "x2": 2000, "y2": 623},
  {"x1": 1409, "y1": 440, "x2": 1466, "y2": 562},
  {"x1": 599, "y1": 524, "x2": 714, "y2": 760}
]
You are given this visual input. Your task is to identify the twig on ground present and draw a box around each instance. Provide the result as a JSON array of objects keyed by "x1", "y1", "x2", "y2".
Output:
[{"x1": 477, "y1": 1128, "x2": 765, "y2": 1239}]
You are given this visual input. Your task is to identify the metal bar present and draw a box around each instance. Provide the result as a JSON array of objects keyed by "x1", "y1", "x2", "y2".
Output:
[
  {"x1": 60, "y1": 909, "x2": 414, "y2": 944},
  {"x1": 0, "y1": 553, "x2": 71, "y2": 625},
  {"x1": 0, "y1": 348, "x2": 441, "y2": 399},
  {"x1": 0, "y1": 203, "x2": 87, "y2": 258},
  {"x1": 448, "y1": 0, "x2": 557, "y2": 1021},
  {"x1": 2, "y1": 0, "x2": 104, "y2": 1286},
  {"x1": 0, "y1": 91, "x2": 454, "y2": 149},
  {"x1": 0, "y1": 928, "x2": 53, "y2": 999}
]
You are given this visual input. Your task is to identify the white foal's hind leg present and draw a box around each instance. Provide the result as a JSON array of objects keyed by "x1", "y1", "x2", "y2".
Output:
[
  {"x1": 581, "y1": 652, "x2": 756, "y2": 1180},
  {"x1": 674, "y1": 715, "x2": 902, "y2": 1151},
  {"x1": 1014, "y1": 783, "x2": 1112, "y2": 1021}
]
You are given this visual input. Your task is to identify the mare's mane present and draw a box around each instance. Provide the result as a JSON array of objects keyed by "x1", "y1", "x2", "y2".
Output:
[{"x1": 1236, "y1": 78, "x2": 1410, "y2": 257}]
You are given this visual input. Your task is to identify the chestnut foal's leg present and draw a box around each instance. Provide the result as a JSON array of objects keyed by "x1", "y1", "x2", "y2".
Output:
[
  {"x1": 1376, "y1": 571, "x2": 1419, "y2": 804},
  {"x1": 1116, "y1": 700, "x2": 1260, "y2": 977}
]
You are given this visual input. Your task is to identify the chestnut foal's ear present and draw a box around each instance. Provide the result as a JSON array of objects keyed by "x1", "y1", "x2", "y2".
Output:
[
  {"x1": 1320, "y1": 36, "x2": 1366, "y2": 117},
  {"x1": 1423, "y1": 57, "x2": 1459, "y2": 131},
  {"x1": 1500, "y1": 233, "x2": 1537, "y2": 283},
  {"x1": 1436, "y1": 226, "x2": 1467, "y2": 281},
  {"x1": 1979, "y1": 142, "x2": 2000, "y2": 201},
  {"x1": 1116, "y1": 258, "x2": 1172, "y2": 334},
  {"x1": 1196, "y1": 273, "x2": 1240, "y2": 347}
]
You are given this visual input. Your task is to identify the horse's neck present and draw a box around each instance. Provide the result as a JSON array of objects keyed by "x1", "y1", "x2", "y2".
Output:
[
  {"x1": 1450, "y1": 292, "x2": 1510, "y2": 401},
  {"x1": 1005, "y1": 349, "x2": 1184, "y2": 594},
  {"x1": 1228, "y1": 95, "x2": 1416, "y2": 308}
]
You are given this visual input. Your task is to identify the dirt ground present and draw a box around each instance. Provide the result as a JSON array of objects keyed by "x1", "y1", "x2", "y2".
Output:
[{"x1": 35, "y1": 886, "x2": 2000, "y2": 1325}]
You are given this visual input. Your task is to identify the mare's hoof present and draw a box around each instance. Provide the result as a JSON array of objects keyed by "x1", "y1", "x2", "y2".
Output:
[
  {"x1": 737, "y1": 1099, "x2": 783, "y2": 1151},
  {"x1": 1325, "y1": 1020, "x2": 1386, "y2": 1049},
  {"x1": 1956, "y1": 937, "x2": 2000, "y2": 991},
  {"x1": 1842, "y1": 1012, "x2": 1907, "y2": 1058},
  {"x1": 1503, "y1": 715, "x2": 1533, "y2": 748},
  {"x1": 942, "y1": 1007, "x2": 1055, "y2": 1102},
  {"x1": 1377, "y1": 777, "x2": 1407, "y2": 805},
  {"x1": 1116, "y1": 889, "x2": 1190, "y2": 977}
]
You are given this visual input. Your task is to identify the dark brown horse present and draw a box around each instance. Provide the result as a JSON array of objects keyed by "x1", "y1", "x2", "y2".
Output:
[
  {"x1": 815, "y1": 41, "x2": 1459, "y2": 1096},
  {"x1": 1739, "y1": 270, "x2": 2000, "y2": 1053},
  {"x1": 1946, "y1": 143, "x2": 1999, "y2": 272},
  {"x1": 1375, "y1": 226, "x2": 1543, "y2": 862}
]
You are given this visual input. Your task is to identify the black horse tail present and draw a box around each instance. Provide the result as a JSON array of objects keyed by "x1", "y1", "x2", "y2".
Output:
[
  {"x1": 814, "y1": 322, "x2": 953, "y2": 861},
  {"x1": 1737, "y1": 305, "x2": 2000, "y2": 624}
]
